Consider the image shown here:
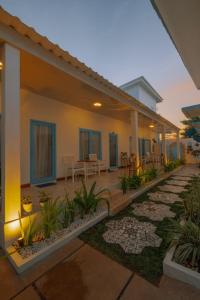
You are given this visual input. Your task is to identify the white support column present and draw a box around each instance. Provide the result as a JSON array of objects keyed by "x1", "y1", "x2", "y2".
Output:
[
  {"x1": 176, "y1": 130, "x2": 181, "y2": 160},
  {"x1": 130, "y1": 110, "x2": 139, "y2": 168},
  {"x1": 0, "y1": 43, "x2": 21, "y2": 248},
  {"x1": 162, "y1": 126, "x2": 167, "y2": 163}
]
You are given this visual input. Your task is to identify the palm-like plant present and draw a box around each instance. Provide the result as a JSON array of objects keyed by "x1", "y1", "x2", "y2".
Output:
[
  {"x1": 40, "y1": 196, "x2": 62, "y2": 238},
  {"x1": 169, "y1": 219, "x2": 200, "y2": 269},
  {"x1": 183, "y1": 178, "x2": 200, "y2": 225},
  {"x1": 74, "y1": 180, "x2": 110, "y2": 218},
  {"x1": 61, "y1": 193, "x2": 76, "y2": 228}
]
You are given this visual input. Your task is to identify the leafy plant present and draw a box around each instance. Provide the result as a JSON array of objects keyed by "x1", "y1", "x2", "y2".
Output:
[
  {"x1": 18, "y1": 211, "x2": 38, "y2": 247},
  {"x1": 168, "y1": 219, "x2": 200, "y2": 269},
  {"x1": 141, "y1": 168, "x2": 157, "y2": 183},
  {"x1": 120, "y1": 176, "x2": 128, "y2": 194},
  {"x1": 22, "y1": 195, "x2": 32, "y2": 204},
  {"x1": 164, "y1": 161, "x2": 176, "y2": 172},
  {"x1": 127, "y1": 175, "x2": 142, "y2": 189},
  {"x1": 61, "y1": 193, "x2": 76, "y2": 228},
  {"x1": 39, "y1": 191, "x2": 51, "y2": 205},
  {"x1": 74, "y1": 180, "x2": 110, "y2": 218},
  {"x1": 24, "y1": 215, "x2": 38, "y2": 246},
  {"x1": 40, "y1": 196, "x2": 62, "y2": 238},
  {"x1": 183, "y1": 178, "x2": 200, "y2": 225}
]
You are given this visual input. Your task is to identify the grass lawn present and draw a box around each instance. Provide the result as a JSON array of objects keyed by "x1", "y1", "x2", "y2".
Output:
[{"x1": 80, "y1": 175, "x2": 189, "y2": 284}]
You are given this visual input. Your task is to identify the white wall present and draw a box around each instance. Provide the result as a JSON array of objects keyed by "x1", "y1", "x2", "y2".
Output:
[
  {"x1": 138, "y1": 86, "x2": 157, "y2": 112},
  {"x1": 121, "y1": 85, "x2": 157, "y2": 112},
  {"x1": 0, "y1": 86, "x2": 156, "y2": 185}
]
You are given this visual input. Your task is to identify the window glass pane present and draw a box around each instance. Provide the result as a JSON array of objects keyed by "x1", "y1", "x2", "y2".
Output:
[
  {"x1": 90, "y1": 131, "x2": 101, "y2": 159},
  {"x1": 80, "y1": 130, "x2": 89, "y2": 160},
  {"x1": 79, "y1": 129, "x2": 101, "y2": 160},
  {"x1": 34, "y1": 125, "x2": 52, "y2": 178}
]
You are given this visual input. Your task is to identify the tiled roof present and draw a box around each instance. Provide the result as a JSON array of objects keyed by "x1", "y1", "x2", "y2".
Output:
[{"x1": 0, "y1": 6, "x2": 178, "y2": 130}]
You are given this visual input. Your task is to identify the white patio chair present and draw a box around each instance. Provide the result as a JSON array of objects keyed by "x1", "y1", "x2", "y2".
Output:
[
  {"x1": 89, "y1": 153, "x2": 106, "y2": 176},
  {"x1": 63, "y1": 155, "x2": 86, "y2": 183}
]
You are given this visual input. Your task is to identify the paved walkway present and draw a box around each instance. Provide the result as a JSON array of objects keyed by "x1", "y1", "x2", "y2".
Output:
[
  {"x1": 1, "y1": 239, "x2": 200, "y2": 300},
  {"x1": 1, "y1": 164, "x2": 200, "y2": 300}
]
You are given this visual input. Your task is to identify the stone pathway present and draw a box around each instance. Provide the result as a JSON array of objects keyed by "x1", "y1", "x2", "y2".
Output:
[
  {"x1": 158, "y1": 184, "x2": 187, "y2": 193},
  {"x1": 165, "y1": 180, "x2": 189, "y2": 187},
  {"x1": 172, "y1": 176, "x2": 192, "y2": 181},
  {"x1": 148, "y1": 191, "x2": 182, "y2": 204},
  {"x1": 103, "y1": 217, "x2": 162, "y2": 254},
  {"x1": 132, "y1": 202, "x2": 175, "y2": 221}
]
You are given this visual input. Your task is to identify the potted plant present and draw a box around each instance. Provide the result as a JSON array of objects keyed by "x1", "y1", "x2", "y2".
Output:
[
  {"x1": 22, "y1": 195, "x2": 32, "y2": 213},
  {"x1": 39, "y1": 191, "x2": 51, "y2": 207}
]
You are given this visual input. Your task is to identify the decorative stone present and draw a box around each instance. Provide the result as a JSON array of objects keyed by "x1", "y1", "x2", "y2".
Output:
[
  {"x1": 148, "y1": 191, "x2": 182, "y2": 204},
  {"x1": 158, "y1": 185, "x2": 187, "y2": 194},
  {"x1": 165, "y1": 180, "x2": 189, "y2": 187},
  {"x1": 131, "y1": 201, "x2": 175, "y2": 221},
  {"x1": 103, "y1": 217, "x2": 162, "y2": 254}
]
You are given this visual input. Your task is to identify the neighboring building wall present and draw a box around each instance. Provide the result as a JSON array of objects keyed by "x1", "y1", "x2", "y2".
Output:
[{"x1": 0, "y1": 86, "x2": 157, "y2": 184}]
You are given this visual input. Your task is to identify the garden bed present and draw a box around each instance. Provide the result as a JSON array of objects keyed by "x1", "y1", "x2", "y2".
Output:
[
  {"x1": 7, "y1": 208, "x2": 107, "y2": 273},
  {"x1": 80, "y1": 173, "x2": 186, "y2": 284},
  {"x1": 163, "y1": 246, "x2": 200, "y2": 289}
]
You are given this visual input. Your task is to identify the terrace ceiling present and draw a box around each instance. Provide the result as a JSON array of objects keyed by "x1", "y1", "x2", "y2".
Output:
[{"x1": 0, "y1": 5, "x2": 178, "y2": 132}]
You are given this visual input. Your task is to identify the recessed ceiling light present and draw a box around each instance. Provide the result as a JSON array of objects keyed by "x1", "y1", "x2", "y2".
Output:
[
  {"x1": 149, "y1": 124, "x2": 155, "y2": 128},
  {"x1": 93, "y1": 102, "x2": 102, "y2": 107},
  {"x1": 0, "y1": 61, "x2": 3, "y2": 70}
]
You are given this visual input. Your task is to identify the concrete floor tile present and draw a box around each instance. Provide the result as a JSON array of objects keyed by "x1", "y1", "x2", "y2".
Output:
[
  {"x1": 12, "y1": 286, "x2": 40, "y2": 300},
  {"x1": 0, "y1": 239, "x2": 83, "y2": 300},
  {"x1": 120, "y1": 275, "x2": 161, "y2": 300},
  {"x1": 35, "y1": 244, "x2": 132, "y2": 300}
]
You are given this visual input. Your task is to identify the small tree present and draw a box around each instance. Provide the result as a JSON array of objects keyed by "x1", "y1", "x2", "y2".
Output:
[{"x1": 181, "y1": 117, "x2": 200, "y2": 143}]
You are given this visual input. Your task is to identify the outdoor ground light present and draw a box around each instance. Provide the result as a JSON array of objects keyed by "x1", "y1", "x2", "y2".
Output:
[{"x1": 17, "y1": 236, "x2": 24, "y2": 247}]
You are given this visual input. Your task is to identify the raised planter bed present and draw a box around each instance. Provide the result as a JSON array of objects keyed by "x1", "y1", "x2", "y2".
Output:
[
  {"x1": 163, "y1": 246, "x2": 200, "y2": 289},
  {"x1": 7, "y1": 209, "x2": 108, "y2": 274}
]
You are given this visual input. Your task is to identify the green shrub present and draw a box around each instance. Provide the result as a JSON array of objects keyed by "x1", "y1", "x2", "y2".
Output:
[
  {"x1": 74, "y1": 181, "x2": 110, "y2": 218},
  {"x1": 183, "y1": 177, "x2": 200, "y2": 225},
  {"x1": 120, "y1": 176, "x2": 129, "y2": 194},
  {"x1": 40, "y1": 196, "x2": 62, "y2": 239},
  {"x1": 164, "y1": 161, "x2": 176, "y2": 172},
  {"x1": 18, "y1": 211, "x2": 38, "y2": 247},
  {"x1": 127, "y1": 175, "x2": 142, "y2": 189},
  {"x1": 61, "y1": 193, "x2": 76, "y2": 228},
  {"x1": 169, "y1": 219, "x2": 200, "y2": 269},
  {"x1": 141, "y1": 168, "x2": 157, "y2": 183}
]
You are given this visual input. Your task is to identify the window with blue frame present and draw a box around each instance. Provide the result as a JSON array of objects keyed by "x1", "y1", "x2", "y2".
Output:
[
  {"x1": 79, "y1": 128, "x2": 102, "y2": 160},
  {"x1": 138, "y1": 138, "x2": 151, "y2": 157}
]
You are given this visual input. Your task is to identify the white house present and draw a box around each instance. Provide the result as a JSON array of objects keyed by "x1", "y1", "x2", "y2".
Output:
[
  {"x1": 0, "y1": 7, "x2": 180, "y2": 248},
  {"x1": 120, "y1": 76, "x2": 162, "y2": 112}
]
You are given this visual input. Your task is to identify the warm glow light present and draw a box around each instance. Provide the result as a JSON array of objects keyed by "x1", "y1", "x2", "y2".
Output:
[
  {"x1": 0, "y1": 61, "x2": 3, "y2": 70},
  {"x1": 7, "y1": 219, "x2": 20, "y2": 232},
  {"x1": 149, "y1": 124, "x2": 155, "y2": 128},
  {"x1": 93, "y1": 102, "x2": 102, "y2": 107}
]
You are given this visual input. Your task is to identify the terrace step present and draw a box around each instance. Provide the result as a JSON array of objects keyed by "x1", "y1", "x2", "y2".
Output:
[{"x1": 110, "y1": 191, "x2": 132, "y2": 215}]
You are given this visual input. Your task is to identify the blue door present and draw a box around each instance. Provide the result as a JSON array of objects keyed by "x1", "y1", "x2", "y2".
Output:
[
  {"x1": 30, "y1": 120, "x2": 56, "y2": 185},
  {"x1": 109, "y1": 133, "x2": 118, "y2": 168}
]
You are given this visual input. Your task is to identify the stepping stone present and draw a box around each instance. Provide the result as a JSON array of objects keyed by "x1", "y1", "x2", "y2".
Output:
[
  {"x1": 158, "y1": 185, "x2": 186, "y2": 194},
  {"x1": 148, "y1": 191, "x2": 182, "y2": 204},
  {"x1": 172, "y1": 176, "x2": 192, "y2": 181},
  {"x1": 165, "y1": 180, "x2": 188, "y2": 187},
  {"x1": 103, "y1": 217, "x2": 162, "y2": 254},
  {"x1": 132, "y1": 201, "x2": 175, "y2": 221}
]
